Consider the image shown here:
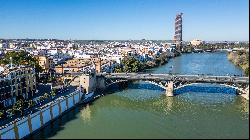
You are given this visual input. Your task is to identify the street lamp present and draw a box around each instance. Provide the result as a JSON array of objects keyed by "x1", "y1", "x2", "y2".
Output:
[
  {"x1": 50, "y1": 82, "x2": 53, "y2": 93},
  {"x1": 10, "y1": 57, "x2": 13, "y2": 69}
]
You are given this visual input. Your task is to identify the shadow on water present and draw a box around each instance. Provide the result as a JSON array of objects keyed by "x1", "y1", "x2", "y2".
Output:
[
  {"x1": 27, "y1": 101, "x2": 97, "y2": 139},
  {"x1": 174, "y1": 85, "x2": 237, "y2": 95},
  {"x1": 105, "y1": 81, "x2": 165, "y2": 92},
  {"x1": 126, "y1": 83, "x2": 165, "y2": 91}
]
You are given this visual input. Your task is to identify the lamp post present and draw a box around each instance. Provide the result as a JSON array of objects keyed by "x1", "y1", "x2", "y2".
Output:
[
  {"x1": 50, "y1": 82, "x2": 53, "y2": 91},
  {"x1": 10, "y1": 57, "x2": 13, "y2": 69}
]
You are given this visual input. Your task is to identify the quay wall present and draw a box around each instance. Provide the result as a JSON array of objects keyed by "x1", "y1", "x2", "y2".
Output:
[{"x1": 0, "y1": 90, "x2": 84, "y2": 139}]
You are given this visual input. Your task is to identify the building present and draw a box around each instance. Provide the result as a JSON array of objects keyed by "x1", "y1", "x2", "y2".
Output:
[
  {"x1": 79, "y1": 73, "x2": 96, "y2": 93},
  {"x1": 36, "y1": 56, "x2": 55, "y2": 73},
  {"x1": 54, "y1": 58, "x2": 108, "y2": 74},
  {"x1": 0, "y1": 65, "x2": 37, "y2": 109},
  {"x1": 174, "y1": 13, "x2": 183, "y2": 51},
  {"x1": 190, "y1": 39, "x2": 203, "y2": 46}
]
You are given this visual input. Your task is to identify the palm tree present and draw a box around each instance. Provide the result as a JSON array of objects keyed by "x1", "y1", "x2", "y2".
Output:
[
  {"x1": 43, "y1": 93, "x2": 50, "y2": 99},
  {"x1": 28, "y1": 100, "x2": 35, "y2": 108},
  {"x1": 0, "y1": 111, "x2": 4, "y2": 119},
  {"x1": 51, "y1": 89, "x2": 57, "y2": 97}
]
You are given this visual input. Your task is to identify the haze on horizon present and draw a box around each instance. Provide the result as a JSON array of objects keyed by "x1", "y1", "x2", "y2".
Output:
[{"x1": 0, "y1": 0, "x2": 249, "y2": 41}]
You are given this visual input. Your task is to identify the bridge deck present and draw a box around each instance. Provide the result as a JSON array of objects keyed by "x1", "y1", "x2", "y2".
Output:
[{"x1": 97, "y1": 73, "x2": 249, "y2": 84}]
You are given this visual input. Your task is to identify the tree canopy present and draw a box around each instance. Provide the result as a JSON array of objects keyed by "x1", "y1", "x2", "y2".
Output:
[
  {"x1": 114, "y1": 56, "x2": 144, "y2": 73},
  {"x1": 0, "y1": 51, "x2": 42, "y2": 73}
]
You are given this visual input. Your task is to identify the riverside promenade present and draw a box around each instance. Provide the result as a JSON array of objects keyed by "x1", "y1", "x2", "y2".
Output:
[{"x1": 0, "y1": 89, "x2": 84, "y2": 139}]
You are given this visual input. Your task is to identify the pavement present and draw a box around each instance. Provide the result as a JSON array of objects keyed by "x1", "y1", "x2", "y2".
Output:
[{"x1": 0, "y1": 84, "x2": 77, "y2": 127}]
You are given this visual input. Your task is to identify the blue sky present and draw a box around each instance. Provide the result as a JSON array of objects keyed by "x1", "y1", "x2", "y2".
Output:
[{"x1": 0, "y1": 0, "x2": 249, "y2": 41}]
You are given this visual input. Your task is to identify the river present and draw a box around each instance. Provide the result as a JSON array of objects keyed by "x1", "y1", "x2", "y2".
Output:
[{"x1": 29, "y1": 52, "x2": 249, "y2": 139}]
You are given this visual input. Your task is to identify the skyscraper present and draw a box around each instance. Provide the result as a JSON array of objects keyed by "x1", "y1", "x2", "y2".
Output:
[{"x1": 174, "y1": 13, "x2": 183, "y2": 51}]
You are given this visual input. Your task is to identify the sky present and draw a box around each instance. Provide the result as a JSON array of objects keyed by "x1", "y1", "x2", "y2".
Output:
[{"x1": 0, "y1": 0, "x2": 249, "y2": 41}]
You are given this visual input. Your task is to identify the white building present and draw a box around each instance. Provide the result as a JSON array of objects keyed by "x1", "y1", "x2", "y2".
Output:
[{"x1": 190, "y1": 39, "x2": 204, "y2": 46}]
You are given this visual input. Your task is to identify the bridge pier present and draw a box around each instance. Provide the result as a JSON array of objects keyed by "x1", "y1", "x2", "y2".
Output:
[{"x1": 166, "y1": 81, "x2": 174, "y2": 97}]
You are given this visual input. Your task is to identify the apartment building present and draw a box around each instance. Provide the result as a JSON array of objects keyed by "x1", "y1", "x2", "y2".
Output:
[
  {"x1": 54, "y1": 58, "x2": 108, "y2": 74},
  {"x1": 0, "y1": 65, "x2": 36, "y2": 109}
]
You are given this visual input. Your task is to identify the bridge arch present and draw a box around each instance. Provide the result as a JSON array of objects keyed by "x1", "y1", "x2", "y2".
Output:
[
  {"x1": 106, "y1": 79, "x2": 248, "y2": 95},
  {"x1": 142, "y1": 81, "x2": 245, "y2": 95},
  {"x1": 123, "y1": 79, "x2": 248, "y2": 96},
  {"x1": 101, "y1": 73, "x2": 248, "y2": 99},
  {"x1": 143, "y1": 80, "x2": 166, "y2": 90},
  {"x1": 105, "y1": 79, "x2": 129, "y2": 88}
]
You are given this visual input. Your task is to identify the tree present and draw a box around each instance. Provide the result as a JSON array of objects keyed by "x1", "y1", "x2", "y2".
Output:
[
  {"x1": 145, "y1": 61, "x2": 157, "y2": 68},
  {"x1": 122, "y1": 56, "x2": 144, "y2": 73},
  {"x1": 43, "y1": 93, "x2": 50, "y2": 100},
  {"x1": 114, "y1": 65, "x2": 123, "y2": 73},
  {"x1": 0, "y1": 111, "x2": 4, "y2": 119},
  {"x1": 12, "y1": 99, "x2": 25, "y2": 115},
  {"x1": 0, "y1": 51, "x2": 43, "y2": 73},
  {"x1": 27, "y1": 100, "x2": 36, "y2": 108},
  {"x1": 51, "y1": 89, "x2": 57, "y2": 97},
  {"x1": 6, "y1": 108, "x2": 14, "y2": 116}
]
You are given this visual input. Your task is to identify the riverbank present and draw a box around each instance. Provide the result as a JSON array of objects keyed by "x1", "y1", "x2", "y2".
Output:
[
  {"x1": 114, "y1": 51, "x2": 180, "y2": 73},
  {"x1": 144, "y1": 52, "x2": 170, "y2": 69},
  {"x1": 227, "y1": 50, "x2": 249, "y2": 76}
]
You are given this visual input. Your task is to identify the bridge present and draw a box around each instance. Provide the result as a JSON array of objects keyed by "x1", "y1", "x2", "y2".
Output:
[{"x1": 93, "y1": 73, "x2": 249, "y2": 99}]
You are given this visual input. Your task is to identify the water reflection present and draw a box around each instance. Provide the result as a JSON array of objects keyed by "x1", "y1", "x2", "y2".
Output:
[
  {"x1": 164, "y1": 96, "x2": 174, "y2": 113},
  {"x1": 80, "y1": 104, "x2": 91, "y2": 122},
  {"x1": 151, "y1": 96, "x2": 175, "y2": 115}
]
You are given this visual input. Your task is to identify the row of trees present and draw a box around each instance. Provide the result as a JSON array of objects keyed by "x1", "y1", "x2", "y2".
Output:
[
  {"x1": 1, "y1": 89, "x2": 59, "y2": 120},
  {"x1": 113, "y1": 53, "x2": 169, "y2": 73},
  {"x1": 4, "y1": 99, "x2": 36, "y2": 119}
]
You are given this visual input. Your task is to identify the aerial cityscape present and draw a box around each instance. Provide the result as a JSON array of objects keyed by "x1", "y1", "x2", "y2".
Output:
[{"x1": 0, "y1": 0, "x2": 249, "y2": 139}]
